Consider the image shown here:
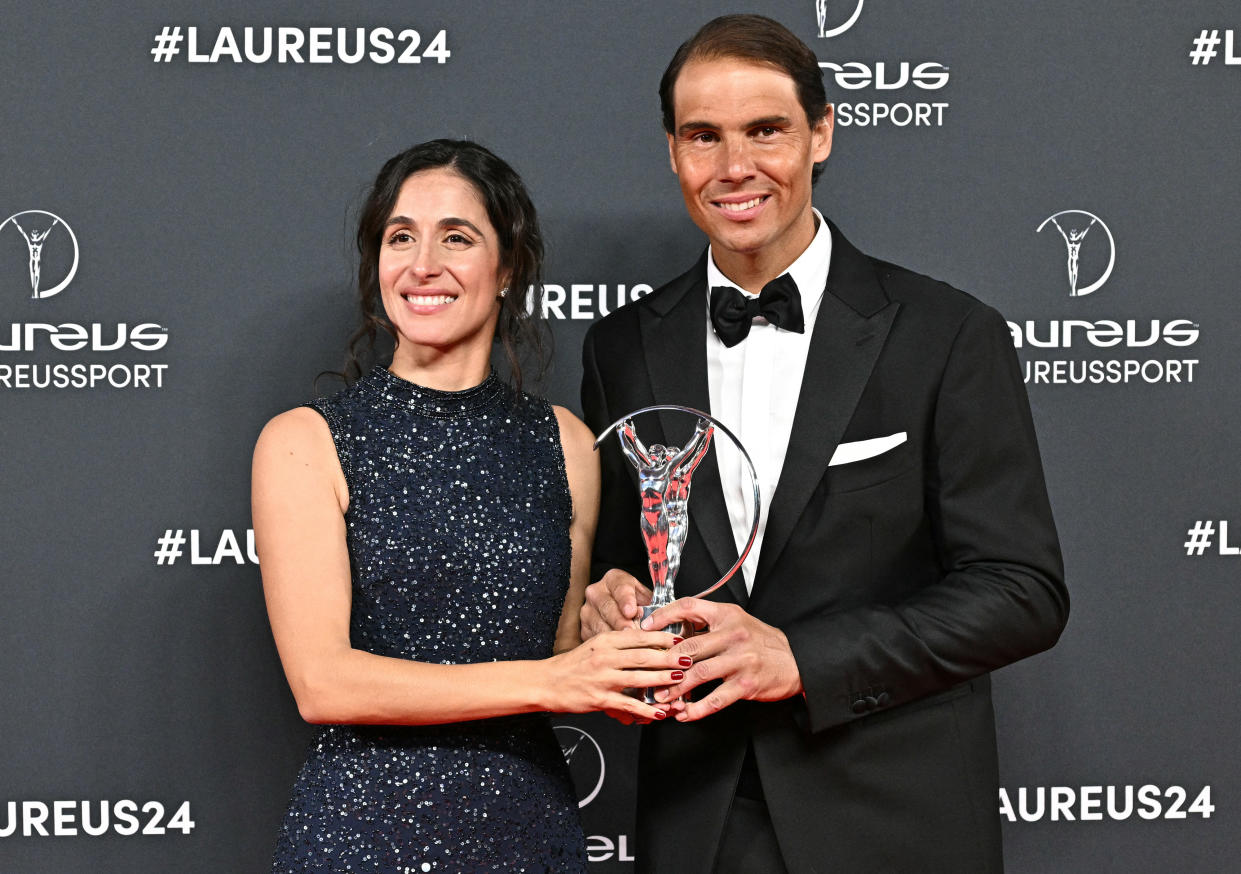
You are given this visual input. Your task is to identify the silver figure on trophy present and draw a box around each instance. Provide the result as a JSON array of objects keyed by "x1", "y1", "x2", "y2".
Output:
[{"x1": 617, "y1": 416, "x2": 714, "y2": 615}]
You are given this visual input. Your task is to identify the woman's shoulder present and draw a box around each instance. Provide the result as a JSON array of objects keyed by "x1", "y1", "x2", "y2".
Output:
[
  {"x1": 252, "y1": 405, "x2": 351, "y2": 519},
  {"x1": 550, "y1": 405, "x2": 595, "y2": 456},
  {"x1": 550, "y1": 406, "x2": 599, "y2": 504},
  {"x1": 254, "y1": 374, "x2": 373, "y2": 470},
  {"x1": 254, "y1": 406, "x2": 337, "y2": 464}
]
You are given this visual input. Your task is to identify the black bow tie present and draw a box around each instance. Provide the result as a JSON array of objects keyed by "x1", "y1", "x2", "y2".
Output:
[{"x1": 709, "y1": 273, "x2": 805, "y2": 348}]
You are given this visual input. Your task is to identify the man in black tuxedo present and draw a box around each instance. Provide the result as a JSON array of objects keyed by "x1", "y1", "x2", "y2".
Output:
[{"x1": 579, "y1": 14, "x2": 1069, "y2": 874}]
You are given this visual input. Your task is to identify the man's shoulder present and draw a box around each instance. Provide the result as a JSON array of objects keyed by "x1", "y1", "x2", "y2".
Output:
[
  {"x1": 859, "y1": 251, "x2": 1007, "y2": 341},
  {"x1": 826, "y1": 221, "x2": 1004, "y2": 334},
  {"x1": 872, "y1": 256, "x2": 991, "y2": 318}
]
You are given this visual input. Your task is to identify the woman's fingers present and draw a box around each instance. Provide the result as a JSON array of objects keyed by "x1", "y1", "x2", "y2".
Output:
[
  {"x1": 611, "y1": 648, "x2": 684, "y2": 671},
  {"x1": 602, "y1": 628, "x2": 679, "y2": 650},
  {"x1": 605, "y1": 695, "x2": 669, "y2": 722},
  {"x1": 616, "y1": 668, "x2": 684, "y2": 687}
]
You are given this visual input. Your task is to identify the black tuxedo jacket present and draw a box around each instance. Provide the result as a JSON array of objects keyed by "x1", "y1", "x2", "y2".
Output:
[{"x1": 580, "y1": 222, "x2": 1068, "y2": 874}]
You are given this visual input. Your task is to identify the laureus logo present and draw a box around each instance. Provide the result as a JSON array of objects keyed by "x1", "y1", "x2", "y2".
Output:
[
  {"x1": 553, "y1": 725, "x2": 605, "y2": 808},
  {"x1": 815, "y1": 0, "x2": 865, "y2": 38},
  {"x1": 1036, "y1": 210, "x2": 1115, "y2": 298},
  {"x1": 1, "y1": 210, "x2": 79, "y2": 300}
]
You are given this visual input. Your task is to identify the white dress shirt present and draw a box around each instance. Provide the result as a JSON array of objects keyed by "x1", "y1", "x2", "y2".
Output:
[{"x1": 706, "y1": 209, "x2": 832, "y2": 593}]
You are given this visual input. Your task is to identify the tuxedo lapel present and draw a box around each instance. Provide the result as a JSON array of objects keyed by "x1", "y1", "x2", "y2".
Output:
[
  {"x1": 639, "y1": 253, "x2": 746, "y2": 605},
  {"x1": 752, "y1": 223, "x2": 900, "y2": 592}
]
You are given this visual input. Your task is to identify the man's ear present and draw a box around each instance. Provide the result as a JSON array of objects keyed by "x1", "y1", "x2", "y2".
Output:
[
  {"x1": 666, "y1": 133, "x2": 679, "y2": 175},
  {"x1": 812, "y1": 104, "x2": 834, "y2": 164}
]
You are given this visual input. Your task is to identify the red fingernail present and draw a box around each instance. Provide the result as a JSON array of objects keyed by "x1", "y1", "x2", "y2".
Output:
[
  {"x1": 678, "y1": 656, "x2": 692, "y2": 668},
  {"x1": 671, "y1": 670, "x2": 684, "y2": 681},
  {"x1": 653, "y1": 710, "x2": 666, "y2": 720},
  {"x1": 672, "y1": 637, "x2": 684, "y2": 645}
]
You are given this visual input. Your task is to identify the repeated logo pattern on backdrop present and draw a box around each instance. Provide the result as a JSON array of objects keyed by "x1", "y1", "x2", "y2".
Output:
[
  {"x1": 1183, "y1": 520, "x2": 1241, "y2": 557},
  {"x1": 529, "y1": 284, "x2": 653, "y2": 321},
  {"x1": 1, "y1": 211, "x2": 78, "y2": 300},
  {"x1": 815, "y1": 0, "x2": 865, "y2": 38},
  {"x1": 997, "y1": 785, "x2": 1214, "y2": 822},
  {"x1": 0, "y1": 800, "x2": 195, "y2": 838},
  {"x1": 554, "y1": 725, "x2": 607, "y2": 809},
  {"x1": 3, "y1": 4, "x2": 1238, "y2": 873},
  {"x1": 814, "y1": 0, "x2": 951, "y2": 127},
  {"x1": 150, "y1": 26, "x2": 452, "y2": 65},
  {"x1": 1036, "y1": 210, "x2": 1115, "y2": 298},
  {"x1": 0, "y1": 212, "x2": 171, "y2": 390},
  {"x1": 1009, "y1": 210, "x2": 1201, "y2": 386},
  {"x1": 1188, "y1": 29, "x2": 1241, "y2": 64},
  {"x1": 153, "y1": 529, "x2": 259, "y2": 566}
]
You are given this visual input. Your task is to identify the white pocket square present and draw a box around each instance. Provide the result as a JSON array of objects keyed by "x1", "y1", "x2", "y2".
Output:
[{"x1": 829, "y1": 432, "x2": 907, "y2": 467}]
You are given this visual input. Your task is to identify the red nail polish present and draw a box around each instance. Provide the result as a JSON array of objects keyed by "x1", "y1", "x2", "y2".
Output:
[
  {"x1": 672, "y1": 637, "x2": 684, "y2": 645},
  {"x1": 671, "y1": 670, "x2": 684, "y2": 681},
  {"x1": 678, "y1": 656, "x2": 693, "y2": 668},
  {"x1": 653, "y1": 710, "x2": 667, "y2": 720}
]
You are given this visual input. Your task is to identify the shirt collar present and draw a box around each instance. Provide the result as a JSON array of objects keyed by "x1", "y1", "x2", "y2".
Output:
[{"x1": 706, "y1": 208, "x2": 832, "y2": 313}]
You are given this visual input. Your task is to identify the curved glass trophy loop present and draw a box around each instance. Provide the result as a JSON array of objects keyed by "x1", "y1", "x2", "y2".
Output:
[{"x1": 593, "y1": 404, "x2": 761, "y2": 604}]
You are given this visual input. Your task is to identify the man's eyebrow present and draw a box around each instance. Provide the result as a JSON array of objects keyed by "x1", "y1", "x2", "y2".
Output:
[
  {"x1": 748, "y1": 115, "x2": 791, "y2": 127},
  {"x1": 676, "y1": 120, "x2": 721, "y2": 137},
  {"x1": 676, "y1": 115, "x2": 793, "y2": 137}
]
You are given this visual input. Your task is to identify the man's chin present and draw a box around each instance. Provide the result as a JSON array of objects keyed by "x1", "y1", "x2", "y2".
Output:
[{"x1": 707, "y1": 228, "x2": 773, "y2": 258}]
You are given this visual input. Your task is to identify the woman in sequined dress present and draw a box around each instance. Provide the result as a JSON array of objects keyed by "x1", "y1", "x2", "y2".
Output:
[{"x1": 254, "y1": 140, "x2": 681, "y2": 873}]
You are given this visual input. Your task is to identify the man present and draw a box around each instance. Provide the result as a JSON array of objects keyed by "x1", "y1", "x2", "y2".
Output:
[{"x1": 579, "y1": 14, "x2": 1068, "y2": 874}]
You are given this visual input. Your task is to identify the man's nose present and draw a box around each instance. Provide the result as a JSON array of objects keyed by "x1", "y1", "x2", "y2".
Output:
[{"x1": 719, "y1": 137, "x2": 757, "y2": 182}]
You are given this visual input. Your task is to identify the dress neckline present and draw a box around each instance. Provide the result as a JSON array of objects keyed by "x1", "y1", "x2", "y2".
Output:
[{"x1": 361, "y1": 366, "x2": 505, "y2": 418}]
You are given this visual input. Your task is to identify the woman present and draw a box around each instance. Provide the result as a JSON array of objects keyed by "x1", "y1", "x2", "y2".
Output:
[{"x1": 254, "y1": 140, "x2": 679, "y2": 873}]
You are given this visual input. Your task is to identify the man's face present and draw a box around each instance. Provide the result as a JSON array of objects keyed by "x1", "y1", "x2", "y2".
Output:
[{"x1": 666, "y1": 57, "x2": 832, "y2": 271}]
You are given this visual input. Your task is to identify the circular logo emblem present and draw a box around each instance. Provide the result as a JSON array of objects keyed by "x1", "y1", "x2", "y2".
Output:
[
  {"x1": 1036, "y1": 210, "x2": 1115, "y2": 298},
  {"x1": 553, "y1": 725, "x2": 605, "y2": 808},
  {"x1": 816, "y1": 0, "x2": 865, "y2": 38},
  {"x1": 1, "y1": 210, "x2": 79, "y2": 300}
]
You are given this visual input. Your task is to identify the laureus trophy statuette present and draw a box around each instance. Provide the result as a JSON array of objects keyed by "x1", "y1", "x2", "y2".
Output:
[{"x1": 595, "y1": 406, "x2": 761, "y2": 704}]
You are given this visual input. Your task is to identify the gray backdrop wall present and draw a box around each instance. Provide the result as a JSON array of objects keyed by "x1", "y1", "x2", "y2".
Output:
[{"x1": 3, "y1": 1, "x2": 1238, "y2": 871}]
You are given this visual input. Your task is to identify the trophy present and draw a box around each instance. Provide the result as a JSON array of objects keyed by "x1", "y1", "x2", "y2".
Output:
[{"x1": 594, "y1": 406, "x2": 761, "y2": 704}]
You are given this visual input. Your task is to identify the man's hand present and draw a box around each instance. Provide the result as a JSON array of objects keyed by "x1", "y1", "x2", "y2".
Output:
[
  {"x1": 580, "y1": 569, "x2": 652, "y2": 639},
  {"x1": 642, "y1": 598, "x2": 803, "y2": 722}
]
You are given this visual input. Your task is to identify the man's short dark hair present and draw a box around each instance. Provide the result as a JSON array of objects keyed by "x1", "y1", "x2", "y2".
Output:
[{"x1": 659, "y1": 14, "x2": 829, "y2": 183}]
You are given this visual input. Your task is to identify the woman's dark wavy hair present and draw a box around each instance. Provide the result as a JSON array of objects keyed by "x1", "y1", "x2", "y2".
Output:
[{"x1": 342, "y1": 139, "x2": 547, "y2": 390}]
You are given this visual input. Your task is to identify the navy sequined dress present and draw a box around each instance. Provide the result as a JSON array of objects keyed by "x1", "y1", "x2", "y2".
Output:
[{"x1": 272, "y1": 367, "x2": 587, "y2": 873}]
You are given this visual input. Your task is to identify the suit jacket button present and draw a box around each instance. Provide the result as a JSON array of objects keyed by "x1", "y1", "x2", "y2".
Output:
[
  {"x1": 876, "y1": 692, "x2": 890, "y2": 707},
  {"x1": 864, "y1": 695, "x2": 878, "y2": 710},
  {"x1": 851, "y1": 699, "x2": 868, "y2": 714}
]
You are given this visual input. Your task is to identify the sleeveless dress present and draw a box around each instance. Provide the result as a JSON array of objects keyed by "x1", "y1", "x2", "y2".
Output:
[{"x1": 271, "y1": 367, "x2": 587, "y2": 873}]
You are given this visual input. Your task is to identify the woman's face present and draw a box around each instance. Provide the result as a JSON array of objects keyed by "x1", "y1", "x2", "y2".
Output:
[{"x1": 378, "y1": 168, "x2": 506, "y2": 357}]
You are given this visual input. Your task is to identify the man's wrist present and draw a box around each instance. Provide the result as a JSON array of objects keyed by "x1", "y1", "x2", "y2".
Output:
[{"x1": 773, "y1": 627, "x2": 805, "y2": 699}]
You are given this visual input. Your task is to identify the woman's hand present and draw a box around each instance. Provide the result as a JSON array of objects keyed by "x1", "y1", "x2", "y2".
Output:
[{"x1": 543, "y1": 627, "x2": 683, "y2": 723}]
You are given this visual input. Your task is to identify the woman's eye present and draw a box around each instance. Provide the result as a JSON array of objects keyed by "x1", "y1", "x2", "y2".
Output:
[
  {"x1": 387, "y1": 231, "x2": 413, "y2": 245},
  {"x1": 445, "y1": 232, "x2": 471, "y2": 245}
]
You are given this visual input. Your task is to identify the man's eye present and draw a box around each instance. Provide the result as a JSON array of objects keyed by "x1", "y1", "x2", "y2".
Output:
[
  {"x1": 692, "y1": 132, "x2": 717, "y2": 143},
  {"x1": 757, "y1": 127, "x2": 779, "y2": 137}
]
